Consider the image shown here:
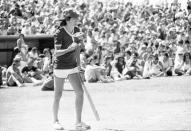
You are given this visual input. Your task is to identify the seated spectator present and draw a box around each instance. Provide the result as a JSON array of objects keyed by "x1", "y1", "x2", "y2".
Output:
[
  {"x1": 13, "y1": 47, "x2": 28, "y2": 71},
  {"x1": 182, "y1": 52, "x2": 191, "y2": 75},
  {"x1": 42, "y1": 48, "x2": 52, "y2": 74},
  {"x1": 184, "y1": 40, "x2": 191, "y2": 53},
  {"x1": 102, "y1": 55, "x2": 113, "y2": 77},
  {"x1": 143, "y1": 54, "x2": 153, "y2": 78},
  {"x1": 41, "y1": 76, "x2": 54, "y2": 91},
  {"x1": 85, "y1": 55, "x2": 112, "y2": 83},
  {"x1": 6, "y1": 57, "x2": 24, "y2": 87},
  {"x1": 28, "y1": 47, "x2": 39, "y2": 67},
  {"x1": 21, "y1": 23, "x2": 31, "y2": 35},
  {"x1": 7, "y1": 24, "x2": 17, "y2": 35},
  {"x1": 8, "y1": 3, "x2": 22, "y2": 17},
  {"x1": 149, "y1": 54, "x2": 164, "y2": 77},
  {"x1": 174, "y1": 49, "x2": 185, "y2": 76},
  {"x1": 21, "y1": 57, "x2": 43, "y2": 83},
  {"x1": 110, "y1": 55, "x2": 129, "y2": 81},
  {"x1": 123, "y1": 52, "x2": 143, "y2": 79},
  {"x1": 124, "y1": 50, "x2": 131, "y2": 65},
  {"x1": 160, "y1": 52, "x2": 173, "y2": 76},
  {"x1": 36, "y1": 54, "x2": 45, "y2": 72},
  {"x1": 80, "y1": 49, "x2": 88, "y2": 70},
  {"x1": 113, "y1": 41, "x2": 121, "y2": 54}
]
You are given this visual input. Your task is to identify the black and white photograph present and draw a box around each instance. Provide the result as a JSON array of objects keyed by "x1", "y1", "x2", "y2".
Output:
[{"x1": 0, "y1": 0, "x2": 191, "y2": 130}]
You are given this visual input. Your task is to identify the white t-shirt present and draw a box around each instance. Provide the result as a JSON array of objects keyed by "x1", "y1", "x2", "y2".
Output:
[
  {"x1": 160, "y1": 59, "x2": 171, "y2": 70},
  {"x1": 43, "y1": 57, "x2": 51, "y2": 72},
  {"x1": 85, "y1": 65, "x2": 97, "y2": 81}
]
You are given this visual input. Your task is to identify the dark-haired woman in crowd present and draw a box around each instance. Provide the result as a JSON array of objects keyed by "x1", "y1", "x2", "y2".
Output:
[
  {"x1": 182, "y1": 52, "x2": 191, "y2": 75},
  {"x1": 160, "y1": 52, "x2": 173, "y2": 76},
  {"x1": 110, "y1": 55, "x2": 129, "y2": 80},
  {"x1": 149, "y1": 54, "x2": 164, "y2": 77}
]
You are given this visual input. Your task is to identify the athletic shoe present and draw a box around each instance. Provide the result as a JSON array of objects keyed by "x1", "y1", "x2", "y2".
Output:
[
  {"x1": 53, "y1": 121, "x2": 64, "y2": 130},
  {"x1": 76, "y1": 122, "x2": 91, "y2": 130}
]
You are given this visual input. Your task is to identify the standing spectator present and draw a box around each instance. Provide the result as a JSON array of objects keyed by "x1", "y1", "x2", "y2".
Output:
[{"x1": 17, "y1": 34, "x2": 28, "y2": 61}]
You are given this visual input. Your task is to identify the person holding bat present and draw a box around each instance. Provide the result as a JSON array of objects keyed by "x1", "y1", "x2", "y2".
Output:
[{"x1": 53, "y1": 8, "x2": 90, "y2": 130}]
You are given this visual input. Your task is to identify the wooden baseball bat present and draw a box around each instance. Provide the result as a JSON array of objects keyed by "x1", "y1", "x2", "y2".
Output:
[{"x1": 78, "y1": 73, "x2": 100, "y2": 121}]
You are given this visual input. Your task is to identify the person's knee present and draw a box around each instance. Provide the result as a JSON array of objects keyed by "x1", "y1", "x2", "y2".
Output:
[
  {"x1": 54, "y1": 91, "x2": 62, "y2": 100},
  {"x1": 75, "y1": 89, "x2": 84, "y2": 97}
]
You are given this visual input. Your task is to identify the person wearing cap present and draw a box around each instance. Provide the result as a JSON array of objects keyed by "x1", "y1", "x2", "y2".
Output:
[
  {"x1": 53, "y1": 8, "x2": 90, "y2": 130},
  {"x1": 6, "y1": 56, "x2": 24, "y2": 87}
]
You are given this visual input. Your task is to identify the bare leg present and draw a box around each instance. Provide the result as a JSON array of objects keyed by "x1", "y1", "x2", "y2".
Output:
[
  {"x1": 68, "y1": 73, "x2": 84, "y2": 124},
  {"x1": 7, "y1": 75, "x2": 17, "y2": 86},
  {"x1": 53, "y1": 76, "x2": 65, "y2": 122},
  {"x1": 8, "y1": 75, "x2": 23, "y2": 87}
]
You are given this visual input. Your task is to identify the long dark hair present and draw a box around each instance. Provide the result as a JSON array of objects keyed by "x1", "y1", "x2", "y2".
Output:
[
  {"x1": 59, "y1": 16, "x2": 71, "y2": 28},
  {"x1": 183, "y1": 52, "x2": 191, "y2": 62}
]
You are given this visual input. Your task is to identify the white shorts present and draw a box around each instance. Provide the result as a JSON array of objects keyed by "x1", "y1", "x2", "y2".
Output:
[{"x1": 54, "y1": 67, "x2": 79, "y2": 78}]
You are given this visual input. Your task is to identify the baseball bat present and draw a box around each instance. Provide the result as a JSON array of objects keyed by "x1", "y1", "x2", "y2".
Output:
[{"x1": 78, "y1": 73, "x2": 100, "y2": 121}]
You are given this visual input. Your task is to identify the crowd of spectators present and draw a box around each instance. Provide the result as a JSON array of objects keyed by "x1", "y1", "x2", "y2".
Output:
[{"x1": 1, "y1": 0, "x2": 191, "y2": 89}]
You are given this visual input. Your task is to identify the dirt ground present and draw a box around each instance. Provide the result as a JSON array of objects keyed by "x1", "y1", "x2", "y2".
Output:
[{"x1": 0, "y1": 76, "x2": 191, "y2": 131}]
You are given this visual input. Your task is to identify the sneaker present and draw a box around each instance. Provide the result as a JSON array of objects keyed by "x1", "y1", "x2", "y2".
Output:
[
  {"x1": 53, "y1": 121, "x2": 64, "y2": 130},
  {"x1": 76, "y1": 122, "x2": 91, "y2": 130}
]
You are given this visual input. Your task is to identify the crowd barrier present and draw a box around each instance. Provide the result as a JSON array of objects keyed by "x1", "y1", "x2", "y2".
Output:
[{"x1": 0, "y1": 35, "x2": 54, "y2": 66}]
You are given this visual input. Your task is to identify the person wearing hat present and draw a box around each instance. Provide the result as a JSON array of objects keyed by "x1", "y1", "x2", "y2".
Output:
[
  {"x1": 6, "y1": 56, "x2": 24, "y2": 87},
  {"x1": 53, "y1": 8, "x2": 90, "y2": 130}
]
